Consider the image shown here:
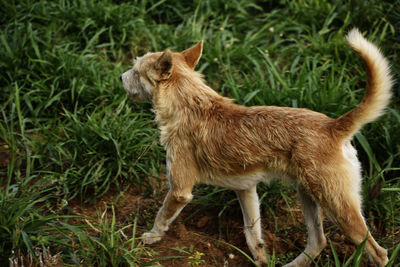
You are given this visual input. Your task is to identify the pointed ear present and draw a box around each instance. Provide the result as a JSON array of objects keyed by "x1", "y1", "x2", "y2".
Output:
[
  {"x1": 181, "y1": 41, "x2": 203, "y2": 69},
  {"x1": 155, "y1": 50, "x2": 173, "y2": 80}
]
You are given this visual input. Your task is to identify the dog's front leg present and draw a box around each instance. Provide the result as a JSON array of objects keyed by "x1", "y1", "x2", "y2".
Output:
[
  {"x1": 236, "y1": 186, "x2": 267, "y2": 266},
  {"x1": 142, "y1": 155, "x2": 196, "y2": 244},
  {"x1": 142, "y1": 187, "x2": 193, "y2": 244}
]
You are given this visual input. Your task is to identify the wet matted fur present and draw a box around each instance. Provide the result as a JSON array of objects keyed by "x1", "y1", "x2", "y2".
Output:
[{"x1": 121, "y1": 29, "x2": 392, "y2": 266}]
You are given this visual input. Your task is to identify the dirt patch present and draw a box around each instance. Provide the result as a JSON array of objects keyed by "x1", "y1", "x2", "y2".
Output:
[{"x1": 67, "y1": 180, "x2": 380, "y2": 266}]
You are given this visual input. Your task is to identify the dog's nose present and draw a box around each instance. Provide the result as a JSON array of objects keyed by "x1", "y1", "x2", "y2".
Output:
[{"x1": 120, "y1": 75, "x2": 123, "y2": 82}]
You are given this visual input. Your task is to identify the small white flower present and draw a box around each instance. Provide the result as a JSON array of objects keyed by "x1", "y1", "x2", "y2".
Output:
[{"x1": 269, "y1": 27, "x2": 274, "y2": 32}]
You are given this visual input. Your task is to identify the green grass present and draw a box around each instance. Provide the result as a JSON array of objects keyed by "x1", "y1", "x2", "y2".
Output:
[{"x1": 0, "y1": 0, "x2": 399, "y2": 265}]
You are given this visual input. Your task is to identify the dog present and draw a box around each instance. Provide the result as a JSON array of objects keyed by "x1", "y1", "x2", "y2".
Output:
[{"x1": 121, "y1": 29, "x2": 392, "y2": 266}]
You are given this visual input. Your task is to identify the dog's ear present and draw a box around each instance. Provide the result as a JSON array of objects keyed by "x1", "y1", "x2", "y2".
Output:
[
  {"x1": 181, "y1": 41, "x2": 203, "y2": 69},
  {"x1": 155, "y1": 50, "x2": 173, "y2": 81}
]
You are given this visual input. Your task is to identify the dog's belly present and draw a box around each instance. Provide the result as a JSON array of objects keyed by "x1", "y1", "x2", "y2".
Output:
[{"x1": 202, "y1": 171, "x2": 276, "y2": 190}]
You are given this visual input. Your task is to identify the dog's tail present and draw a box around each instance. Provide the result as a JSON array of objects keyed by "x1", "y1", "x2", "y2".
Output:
[{"x1": 333, "y1": 28, "x2": 393, "y2": 139}]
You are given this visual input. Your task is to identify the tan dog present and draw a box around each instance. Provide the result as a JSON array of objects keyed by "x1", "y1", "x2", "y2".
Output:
[{"x1": 121, "y1": 29, "x2": 392, "y2": 266}]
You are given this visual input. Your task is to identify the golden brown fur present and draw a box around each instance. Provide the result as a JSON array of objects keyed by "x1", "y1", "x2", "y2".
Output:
[{"x1": 121, "y1": 28, "x2": 392, "y2": 266}]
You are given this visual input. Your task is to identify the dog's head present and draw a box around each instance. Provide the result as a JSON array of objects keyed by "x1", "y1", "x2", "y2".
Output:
[{"x1": 121, "y1": 41, "x2": 203, "y2": 102}]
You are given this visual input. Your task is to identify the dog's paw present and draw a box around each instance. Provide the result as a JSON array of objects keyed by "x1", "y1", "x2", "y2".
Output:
[
  {"x1": 255, "y1": 260, "x2": 268, "y2": 267},
  {"x1": 141, "y1": 231, "x2": 163, "y2": 244},
  {"x1": 282, "y1": 262, "x2": 301, "y2": 267}
]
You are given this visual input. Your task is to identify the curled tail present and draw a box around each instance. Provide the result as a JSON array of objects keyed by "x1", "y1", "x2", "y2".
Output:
[{"x1": 333, "y1": 28, "x2": 393, "y2": 138}]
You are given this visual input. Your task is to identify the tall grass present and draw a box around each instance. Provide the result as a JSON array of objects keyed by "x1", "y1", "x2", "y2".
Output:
[{"x1": 0, "y1": 0, "x2": 399, "y2": 265}]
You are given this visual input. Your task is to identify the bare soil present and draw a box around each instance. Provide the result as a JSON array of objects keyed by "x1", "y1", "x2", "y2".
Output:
[{"x1": 68, "y1": 175, "x2": 378, "y2": 267}]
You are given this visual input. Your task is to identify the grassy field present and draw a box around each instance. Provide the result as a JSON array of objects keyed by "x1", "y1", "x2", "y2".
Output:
[{"x1": 1, "y1": 0, "x2": 399, "y2": 266}]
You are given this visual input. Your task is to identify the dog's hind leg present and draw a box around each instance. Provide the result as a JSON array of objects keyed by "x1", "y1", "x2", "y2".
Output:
[
  {"x1": 303, "y1": 164, "x2": 388, "y2": 267},
  {"x1": 328, "y1": 184, "x2": 388, "y2": 267},
  {"x1": 235, "y1": 186, "x2": 267, "y2": 265},
  {"x1": 284, "y1": 185, "x2": 327, "y2": 267},
  {"x1": 337, "y1": 206, "x2": 388, "y2": 267}
]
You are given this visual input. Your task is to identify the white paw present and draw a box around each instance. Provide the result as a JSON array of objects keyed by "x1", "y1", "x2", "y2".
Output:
[
  {"x1": 283, "y1": 254, "x2": 309, "y2": 267},
  {"x1": 141, "y1": 231, "x2": 163, "y2": 244},
  {"x1": 283, "y1": 262, "x2": 300, "y2": 267},
  {"x1": 255, "y1": 260, "x2": 268, "y2": 267}
]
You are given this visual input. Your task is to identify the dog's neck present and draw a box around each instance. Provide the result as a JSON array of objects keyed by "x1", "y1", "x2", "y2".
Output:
[{"x1": 152, "y1": 67, "x2": 232, "y2": 147}]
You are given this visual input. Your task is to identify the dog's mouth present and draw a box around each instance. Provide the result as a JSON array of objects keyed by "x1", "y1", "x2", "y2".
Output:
[
  {"x1": 128, "y1": 91, "x2": 149, "y2": 102},
  {"x1": 120, "y1": 81, "x2": 139, "y2": 99},
  {"x1": 127, "y1": 91, "x2": 139, "y2": 99}
]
